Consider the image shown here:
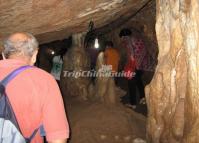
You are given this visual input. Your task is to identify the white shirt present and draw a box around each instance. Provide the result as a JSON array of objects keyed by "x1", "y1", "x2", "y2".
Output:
[{"x1": 50, "y1": 56, "x2": 63, "y2": 80}]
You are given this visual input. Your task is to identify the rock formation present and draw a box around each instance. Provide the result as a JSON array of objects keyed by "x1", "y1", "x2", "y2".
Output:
[
  {"x1": 61, "y1": 36, "x2": 125, "y2": 103},
  {"x1": 146, "y1": 0, "x2": 199, "y2": 143},
  {"x1": 102, "y1": 0, "x2": 158, "y2": 82},
  {"x1": 60, "y1": 33, "x2": 91, "y2": 100},
  {"x1": 0, "y1": 0, "x2": 149, "y2": 44},
  {"x1": 5, "y1": 0, "x2": 199, "y2": 142},
  {"x1": 94, "y1": 52, "x2": 117, "y2": 104}
]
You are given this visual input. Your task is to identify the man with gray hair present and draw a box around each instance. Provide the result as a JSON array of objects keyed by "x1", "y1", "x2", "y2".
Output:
[{"x1": 0, "y1": 32, "x2": 69, "y2": 143}]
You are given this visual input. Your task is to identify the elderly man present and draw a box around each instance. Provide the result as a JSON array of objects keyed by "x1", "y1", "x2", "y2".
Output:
[{"x1": 0, "y1": 33, "x2": 69, "y2": 143}]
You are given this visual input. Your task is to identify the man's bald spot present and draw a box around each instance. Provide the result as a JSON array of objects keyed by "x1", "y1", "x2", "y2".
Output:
[
  {"x1": 8, "y1": 33, "x2": 30, "y2": 43},
  {"x1": 3, "y1": 32, "x2": 38, "y2": 58}
]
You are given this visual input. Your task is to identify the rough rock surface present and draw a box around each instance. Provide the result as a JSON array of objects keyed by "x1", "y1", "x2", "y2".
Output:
[
  {"x1": 60, "y1": 33, "x2": 91, "y2": 100},
  {"x1": 94, "y1": 52, "x2": 126, "y2": 104},
  {"x1": 60, "y1": 33, "x2": 126, "y2": 103},
  {"x1": 0, "y1": 0, "x2": 149, "y2": 44},
  {"x1": 65, "y1": 96, "x2": 146, "y2": 143},
  {"x1": 146, "y1": 0, "x2": 199, "y2": 143},
  {"x1": 103, "y1": 0, "x2": 158, "y2": 75}
]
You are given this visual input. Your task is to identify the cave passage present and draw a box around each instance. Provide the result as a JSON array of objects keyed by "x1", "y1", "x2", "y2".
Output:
[
  {"x1": 3, "y1": 0, "x2": 199, "y2": 143},
  {"x1": 34, "y1": 1, "x2": 157, "y2": 143}
]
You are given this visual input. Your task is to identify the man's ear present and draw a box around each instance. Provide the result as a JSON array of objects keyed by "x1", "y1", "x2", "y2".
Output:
[{"x1": 30, "y1": 50, "x2": 38, "y2": 65}]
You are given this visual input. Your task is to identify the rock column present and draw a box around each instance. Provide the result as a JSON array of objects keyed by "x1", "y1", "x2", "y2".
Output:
[{"x1": 147, "y1": 0, "x2": 199, "y2": 143}]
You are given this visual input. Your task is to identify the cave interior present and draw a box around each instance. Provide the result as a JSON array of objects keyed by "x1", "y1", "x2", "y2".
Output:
[{"x1": 1, "y1": 0, "x2": 199, "y2": 143}]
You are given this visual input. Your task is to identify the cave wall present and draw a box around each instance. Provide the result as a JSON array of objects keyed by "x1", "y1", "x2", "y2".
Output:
[
  {"x1": 100, "y1": 0, "x2": 157, "y2": 85},
  {"x1": 101, "y1": 0, "x2": 157, "y2": 69},
  {"x1": 107, "y1": 0, "x2": 156, "y2": 47},
  {"x1": 0, "y1": 41, "x2": 2, "y2": 52},
  {"x1": 125, "y1": 0, "x2": 157, "y2": 59},
  {"x1": 146, "y1": 0, "x2": 199, "y2": 143}
]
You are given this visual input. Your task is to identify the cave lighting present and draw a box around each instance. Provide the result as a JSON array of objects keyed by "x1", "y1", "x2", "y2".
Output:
[
  {"x1": 51, "y1": 50, "x2": 55, "y2": 55},
  {"x1": 94, "y1": 38, "x2": 99, "y2": 49}
]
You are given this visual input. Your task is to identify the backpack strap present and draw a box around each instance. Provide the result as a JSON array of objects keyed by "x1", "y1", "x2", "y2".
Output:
[
  {"x1": 1, "y1": 65, "x2": 33, "y2": 87},
  {"x1": 1, "y1": 65, "x2": 41, "y2": 142},
  {"x1": 25, "y1": 126, "x2": 41, "y2": 143}
]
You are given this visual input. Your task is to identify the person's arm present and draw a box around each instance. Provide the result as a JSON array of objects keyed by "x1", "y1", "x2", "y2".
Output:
[{"x1": 42, "y1": 74, "x2": 70, "y2": 142}]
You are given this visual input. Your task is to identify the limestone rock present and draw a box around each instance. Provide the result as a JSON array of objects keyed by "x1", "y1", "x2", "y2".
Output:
[
  {"x1": 0, "y1": 0, "x2": 149, "y2": 44},
  {"x1": 147, "y1": 0, "x2": 199, "y2": 143},
  {"x1": 133, "y1": 138, "x2": 146, "y2": 143},
  {"x1": 94, "y1": 52, "x2": 125, "y2": 104},
  {"x1": 60, "y1": 33, "x2": 91, "y2": 100}
]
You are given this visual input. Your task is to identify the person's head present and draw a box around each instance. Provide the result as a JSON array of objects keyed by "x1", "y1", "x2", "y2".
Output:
[
  {"x1": 119, "y1": 28, "x2": 132, "y2": 37},
  {"x1": 119, "y1": 28, "x2": 132, "y2": 44},
  {"x1": 3, "y1": 32, "x2": 39, "y2": 65},
  {"x1": 105, "y1": 41, "x2": 114, "y2": 49}
]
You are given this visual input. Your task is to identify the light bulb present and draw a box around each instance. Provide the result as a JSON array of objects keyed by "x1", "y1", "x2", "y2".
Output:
[
  {"x1": 51, "y1": 51, "x2": 55, "y2": 55},
  {"x1": 94, "y1": 38, "x2": 99, "y2": 49}
]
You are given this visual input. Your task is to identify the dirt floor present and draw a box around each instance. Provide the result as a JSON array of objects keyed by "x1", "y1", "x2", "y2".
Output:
[{"x1": 64, "y1": 95, "x2": 147, "y2": 143}]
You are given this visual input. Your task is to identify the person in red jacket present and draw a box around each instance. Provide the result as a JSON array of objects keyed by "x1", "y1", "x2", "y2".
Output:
[
  {"x1": 119, "y1": 28, "x2": 155, "y2": 109},
  {"x1": 0, "y1": 32, "x2": 69, "y2": 143}
]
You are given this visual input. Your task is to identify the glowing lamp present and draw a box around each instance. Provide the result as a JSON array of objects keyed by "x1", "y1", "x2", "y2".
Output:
[{"x1": 94, "y1": 38, "x2": 99, "y2": 49}]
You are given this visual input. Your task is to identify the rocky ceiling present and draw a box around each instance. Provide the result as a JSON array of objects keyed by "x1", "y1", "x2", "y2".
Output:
[{"x1": 0, "y1": 0, "x2": 150, "y2": 44}]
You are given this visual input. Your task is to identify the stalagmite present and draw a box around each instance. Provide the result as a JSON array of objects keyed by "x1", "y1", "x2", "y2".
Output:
[
  {"x1": 60, "y1": 33, "x2": 91, "y2": 100},
  {"x1": 95, "y1": 52, "x2": 116, "y2": 104},
  {"x1": 94, "y1": 51, "x2": 125, "y2": 104},
  {"x1": 146, "y1": 0, "x2": 199, "y2": 143}
]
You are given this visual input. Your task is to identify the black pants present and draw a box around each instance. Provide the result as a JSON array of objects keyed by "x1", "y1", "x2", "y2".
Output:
[{"x1": 128, "y1": 70, "x2": 145, "y2": 105}]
